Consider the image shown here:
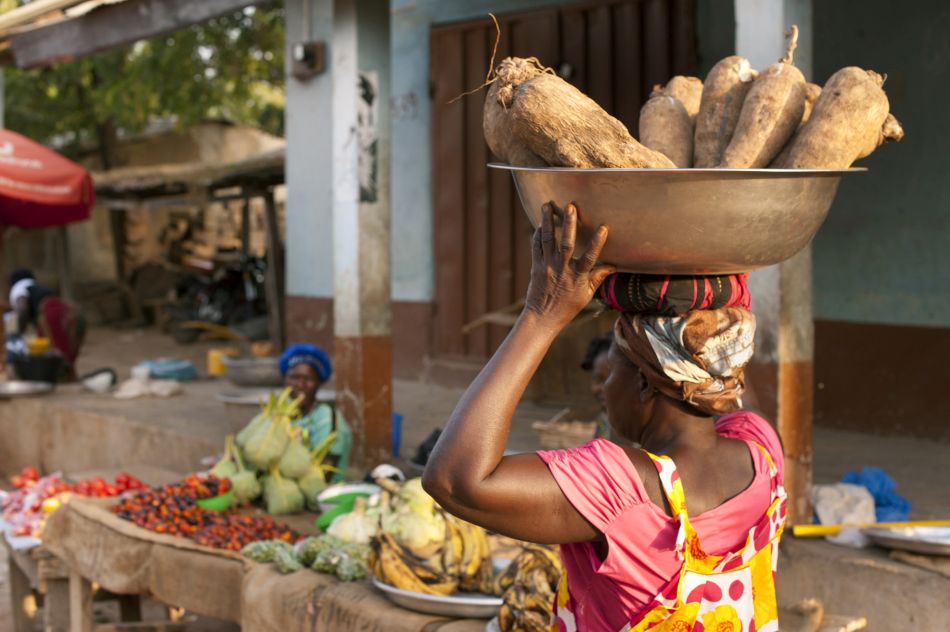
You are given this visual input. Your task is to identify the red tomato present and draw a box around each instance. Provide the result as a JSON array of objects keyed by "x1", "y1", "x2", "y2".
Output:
[{"x1": 21, "y1": 467, "x2": 40, "y2": 481}]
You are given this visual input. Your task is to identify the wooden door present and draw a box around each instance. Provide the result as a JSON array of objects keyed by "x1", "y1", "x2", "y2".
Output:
[{"x1": 431, "y1": 0, "x2": 697, "y2": 359}]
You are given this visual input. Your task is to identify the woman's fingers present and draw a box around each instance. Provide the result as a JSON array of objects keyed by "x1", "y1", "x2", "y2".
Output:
[
  {"x1": 578, "y1": 224, "x2": 609, "y2": 272},
  {"x1": 531, "y1": 226, "x2": 543, "y2": 265},
  {"x1": 539, "y1": 203, "x2": 556, "y2": 258},
  {"x1": 589, "y1": 264, "x2": 617, "y2": 289},
  {"x1": 559, "y1": 203, "x2": 577, "y2": 263}
]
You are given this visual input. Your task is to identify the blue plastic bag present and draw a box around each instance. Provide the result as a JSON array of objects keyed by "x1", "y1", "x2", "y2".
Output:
[{"x1": 842, "y1": 466, "x2": 911, "y2": 522}]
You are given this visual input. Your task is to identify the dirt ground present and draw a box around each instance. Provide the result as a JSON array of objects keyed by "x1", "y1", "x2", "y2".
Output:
[{"x1": 1, "y1": 326, "x2": 947, "y2": 629}]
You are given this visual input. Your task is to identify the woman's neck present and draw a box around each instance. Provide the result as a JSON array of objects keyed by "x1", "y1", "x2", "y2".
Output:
[{"x1": 638, "y1": 396, "x2": 717, "y2": 454}]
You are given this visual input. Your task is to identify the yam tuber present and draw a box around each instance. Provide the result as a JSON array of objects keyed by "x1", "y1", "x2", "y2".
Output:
[
  {"x1": 800, "y1": 82, "x2": 821, "y2": 127},
  {"x1": 693, "y1": 56, "x2": 757, "y2": 167},
  {"x1": 639, "y1": 87, "x2": 693, "y2": 167},
  {"x1": 772, "y1": 67, "x2": 903, "y2": 169},
  {"x1": 483, "y1": 57, "x2": 674, "y2": 168},
  {"x1": 721, "y1": 26, "x2": 807, "y2": 168},
  {"x1": 662, "y1": 76, "x2": 703, "y2": 121}
]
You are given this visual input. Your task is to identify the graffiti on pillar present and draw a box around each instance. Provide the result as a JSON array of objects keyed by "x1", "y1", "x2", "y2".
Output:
[{"x1": 358, "y1": 70, "x2": 379, "y2": 203}]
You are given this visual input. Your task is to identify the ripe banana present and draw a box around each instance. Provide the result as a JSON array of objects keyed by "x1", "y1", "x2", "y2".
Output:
[
  {"x1": 440, "y1": 514, "x2": 464, "y2": 580},
  {"x1": 374, "y1": 534, "x2": 458, "y2": 596}
]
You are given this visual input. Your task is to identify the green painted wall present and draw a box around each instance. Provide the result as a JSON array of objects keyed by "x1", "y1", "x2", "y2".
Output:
[{"x1": 811, "y1": 1, "x2": 950, "y2": 327}]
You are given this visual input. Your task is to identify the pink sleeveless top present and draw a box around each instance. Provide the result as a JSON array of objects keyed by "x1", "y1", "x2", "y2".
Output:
[{"x1": 537, "y1": 411, "x2": 784, "y2": 632}]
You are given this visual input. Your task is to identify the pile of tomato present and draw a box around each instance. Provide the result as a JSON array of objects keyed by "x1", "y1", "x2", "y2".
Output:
[{"x1": 72, "y1": 472, "x2": 147, "y2": 497}]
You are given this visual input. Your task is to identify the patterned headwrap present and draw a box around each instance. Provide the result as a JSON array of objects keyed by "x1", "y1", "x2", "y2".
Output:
[
  {"x1": 279, "y1": 343, "x2": 332, "y2": 382},
  {"x1": 614, "y1": 307, "x2": 755, "y2": 416},
  {"x1": 599, "y1": 273, "x2": 751, "y2": 316}
]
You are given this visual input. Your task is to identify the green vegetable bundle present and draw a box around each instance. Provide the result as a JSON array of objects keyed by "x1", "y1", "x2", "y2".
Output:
[
  {"x1": 262, "y1": 465, "x2": 304, "y2": 515},
  {"x1": 210, "y1": 434, "x2": 239, "y2": 479},
  {"x1": 274, "y1": 547, "x2": 304, "y2": 574},
  {"x1": 230, "y1": 440, "x2": 262, "y2": 505},
  {"x1": 278, "y1": 437, "x2": 312, "y2": 479},
  {"x1": 241, "y1": 539, "x2": 294, "y2": 563},
  {"x1": 297, "y1": 432, "x2": 338, "y2": 511},
  {"x1": 242, "y1": 389, "x2": 302, "y2": 470}
]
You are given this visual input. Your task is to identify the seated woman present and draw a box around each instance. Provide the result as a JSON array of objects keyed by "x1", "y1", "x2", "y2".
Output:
[
  {"x1": 279, "y1": 343, "x2": 352, "y2": 481},
  {"x1": 8, "y1": 269, "x2": 86, "y2": 380},
  {"x1": 423, "y1": 204, "x2": 784, "y2": 631}
]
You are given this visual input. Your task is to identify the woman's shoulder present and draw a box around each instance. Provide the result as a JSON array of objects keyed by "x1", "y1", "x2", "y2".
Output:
[
  {"x1": 715, "y1": 410, "x2": 784, "y2": 479},
  {"x1": 538, "y1": 439, "x2": 657, "y2": 519}
]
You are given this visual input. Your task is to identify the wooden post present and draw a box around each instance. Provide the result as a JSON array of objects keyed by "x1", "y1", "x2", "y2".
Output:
[
  {"x1": 262, "y1": 189, "x2": 286, "y2": 350},
  {"x1": 44, "y1": 578, "x2": 71, "y2": 632},
  {"x1": 7, "y1": 552, "x2": 34, "y2": 632},
  {"x1": 735, "y1": 0, "x2": 815, "y2": 524},
  {"x1": 67, "y1": 570, "x2": 92, "y2": 632},
  {"x1": 108, "y1": 208, "x2": 127, "y2": 283},
  {"x1": 240, "y1": 195, "x2": 251, "y2": 257},
  {"x1": 330, "y1": 0, "x2": 393, "y2": 467}
]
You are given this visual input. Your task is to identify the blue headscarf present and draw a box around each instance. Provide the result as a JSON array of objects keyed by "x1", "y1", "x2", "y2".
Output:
[{"x1": 279, "y1": 343, "x2": 332, "y2": 382}]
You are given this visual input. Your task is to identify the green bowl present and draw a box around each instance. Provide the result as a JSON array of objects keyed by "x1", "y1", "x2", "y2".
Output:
[{"x1": 196, "y1": 490, "x2": 233, "y2": 512}]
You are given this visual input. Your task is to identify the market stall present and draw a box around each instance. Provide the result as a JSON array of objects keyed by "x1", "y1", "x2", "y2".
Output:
[
  {"x1": 27, "y1": 485, "x2": 496, "y2": 631},
  {"x1": 92, "y1": 148, "x2": 287, "y2": 348}
]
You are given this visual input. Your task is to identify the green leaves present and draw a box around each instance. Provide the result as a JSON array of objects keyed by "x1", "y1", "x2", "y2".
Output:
[{"x1": 4, "y1": 3, "x2": 285, "y2": 157}]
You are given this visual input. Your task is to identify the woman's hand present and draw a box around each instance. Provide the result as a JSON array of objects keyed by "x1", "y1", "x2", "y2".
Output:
[{"x1": 524, "y1": 202, "x2": 615, "y2": 329}]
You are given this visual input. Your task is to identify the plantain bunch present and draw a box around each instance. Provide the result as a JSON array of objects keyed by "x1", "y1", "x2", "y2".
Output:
[{"x1": 496, "y1": 544, "x2": 563, "y2": 632}]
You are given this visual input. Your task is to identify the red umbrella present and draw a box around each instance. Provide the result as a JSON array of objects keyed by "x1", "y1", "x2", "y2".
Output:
[{"x1": 0, "y1": 129, "x2": 94, "y2": 228}]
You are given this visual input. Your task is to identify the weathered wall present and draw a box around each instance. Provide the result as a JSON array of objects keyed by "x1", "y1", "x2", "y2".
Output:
[{"x1": 807, "y1": 1, "x2": 950, "y2": 437}]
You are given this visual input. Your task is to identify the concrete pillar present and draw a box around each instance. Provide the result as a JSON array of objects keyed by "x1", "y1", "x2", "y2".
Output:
[
  {"x1": 284, "y1": 0, "x2": 393, "y2": 468},
  {"x1": 735, "y1": 0, "x2": 814, "y2": 525},
  {"x1": 330, "y1": 0, "x2": 392, "y2": 467}
]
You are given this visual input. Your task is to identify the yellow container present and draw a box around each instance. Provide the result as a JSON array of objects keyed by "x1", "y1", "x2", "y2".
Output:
[
  {"x1": 207, "y1": 347, "x2": 239, "y2": 376},
  {"x1": 28, "y1": 337, "x2": 51, "y2": 355}
]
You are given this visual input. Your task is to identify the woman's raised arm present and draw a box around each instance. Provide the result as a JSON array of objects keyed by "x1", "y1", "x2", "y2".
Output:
[{"x1": 422, "y1": 203, "x2": 614, "y2": 543}]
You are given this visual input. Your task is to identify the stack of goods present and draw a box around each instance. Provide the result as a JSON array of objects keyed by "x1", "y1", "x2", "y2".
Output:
[
  {"x1": 211, "y1": 388, "x2": 336, "y2": 514},
  {"x1": 2, "y1": 468, "x2": 147, "y2": 538},
  {"x1": 484, "y1": 27, "x2": 902, "y2": 171},
  {"x1": 495, "y1": 545, "x2": 563, "y2": 632},
  {"x1": 242, "y1": 534, "x2": 371, "y2": 581},
  {"x1": 113, "y1": 474, "x2": 299, "y2": 550}
]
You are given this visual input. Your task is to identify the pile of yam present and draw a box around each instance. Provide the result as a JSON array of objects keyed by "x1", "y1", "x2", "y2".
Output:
[{"x1": 483, "y1": 26, "x2": 903, "y2": 171}]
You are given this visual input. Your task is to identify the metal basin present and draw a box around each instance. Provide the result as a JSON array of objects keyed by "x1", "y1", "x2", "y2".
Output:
[{"x1": 492, "y1": 164, "x2": 864, "y2": 274}]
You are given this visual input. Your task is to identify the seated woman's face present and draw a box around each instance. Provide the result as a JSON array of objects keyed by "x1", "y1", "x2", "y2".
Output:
[
  {"x1": 590, "y1": 350, "x2": 610, "y2": 412},
  {"x1": 284, "y1": 363, "x2": 321, "y2": 406}
]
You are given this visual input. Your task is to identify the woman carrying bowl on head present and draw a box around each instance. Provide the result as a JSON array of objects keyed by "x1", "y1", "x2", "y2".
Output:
[
  {"x1": 279, "y1": 343, "x2": 352, "y2": 481},
  {"x1": 423, "y1": 203, "x2": 785, "y2": 631}
]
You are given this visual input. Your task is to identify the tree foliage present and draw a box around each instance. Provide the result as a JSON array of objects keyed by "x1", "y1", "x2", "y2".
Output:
[{"x1": 3, "y1": 2, "x2": 285, "y2": 159}]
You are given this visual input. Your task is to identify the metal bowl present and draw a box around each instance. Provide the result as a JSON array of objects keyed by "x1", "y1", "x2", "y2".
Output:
[
  {"x1": 221, "y1": 355, "x2": 283, "y2": 387},
  {"x1": 372, "y1": 578, "x2": 501, "y2": 618},
  {"x1": 492, "y1": 164, "x2": 864, "y2": 274}
]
